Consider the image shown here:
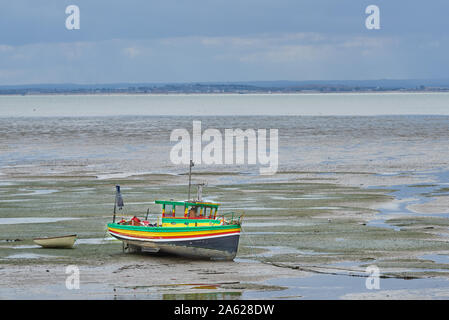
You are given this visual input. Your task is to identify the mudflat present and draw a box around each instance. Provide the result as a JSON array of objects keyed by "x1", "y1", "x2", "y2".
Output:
[{"x1": 2, "y1": 114, "x2": 449, "y2": 299}]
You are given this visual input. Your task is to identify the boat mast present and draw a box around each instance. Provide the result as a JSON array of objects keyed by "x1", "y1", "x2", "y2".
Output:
[{"x1": 113, "y1": 185, "x2": 124, "y2": 223}]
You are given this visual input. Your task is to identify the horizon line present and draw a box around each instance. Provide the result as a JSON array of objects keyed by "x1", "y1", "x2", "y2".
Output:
[{"x1": 2, "y1": 78, "x2": 449, "y2": 89}]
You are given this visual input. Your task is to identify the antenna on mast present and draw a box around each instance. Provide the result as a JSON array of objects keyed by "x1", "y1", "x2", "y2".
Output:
[
  {"x1": 196, "y1": 182, "x2": 206, "y2": 201},
  {"x1": 188, "y1": 160, "x2": 194, "y2": 201}
]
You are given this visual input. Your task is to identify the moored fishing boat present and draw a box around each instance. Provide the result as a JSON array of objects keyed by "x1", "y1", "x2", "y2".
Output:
[
  {"x1": 33, "y1": 234, "x2": 77, "y2": 248},
  {"x1": 107, "y1": 199, "x2": 243, "y2": 260},
  {"x1": 107, "y1": 161, "x2": 243, "y2": 260}
]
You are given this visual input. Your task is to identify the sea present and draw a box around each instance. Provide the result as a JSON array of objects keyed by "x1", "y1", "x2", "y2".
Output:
[{"x1": 1, "y1": 92, "x2": 449, "y2": 176}]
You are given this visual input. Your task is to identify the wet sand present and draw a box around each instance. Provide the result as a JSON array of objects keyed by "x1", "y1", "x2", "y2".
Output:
[
  {"x1": 2, "y1": 115, "x2": 449, "y2": 299},
  {"x1": 1, "y1": 169, "x2": 449, "y2": 299},
  {"x1": 0, "y1": 256, "x2": 305, "y2": 300}
]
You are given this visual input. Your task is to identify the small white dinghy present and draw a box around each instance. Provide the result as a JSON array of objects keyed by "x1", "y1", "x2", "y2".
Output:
[{"x1": 33, "y1": 234, "x2": 77, "y2": 249}]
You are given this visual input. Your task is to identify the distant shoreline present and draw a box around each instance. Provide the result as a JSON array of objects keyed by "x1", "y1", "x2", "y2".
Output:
[
  {"x1": 1, "y1": 80, "x2": 449, "y2": 96},
  {"x1": 1, "y1": 90, "x2": 449, "y2": 97}
]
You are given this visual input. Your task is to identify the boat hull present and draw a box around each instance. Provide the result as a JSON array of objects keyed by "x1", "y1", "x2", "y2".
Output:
[
  {"x1": 107, "y1": 223, "x2": 240, "y2": 260},
  {"x1": 33, "y1": 234, "x2": 77, "y2": 249}
]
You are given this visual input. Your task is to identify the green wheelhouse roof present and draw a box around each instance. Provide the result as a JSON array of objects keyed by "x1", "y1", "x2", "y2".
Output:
[{"x1": 155, "y1": 200, "x2": 220, "y2": 208}]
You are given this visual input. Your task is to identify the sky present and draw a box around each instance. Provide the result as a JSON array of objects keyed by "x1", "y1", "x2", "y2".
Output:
[{"x1": 0, "y1": 0, "x2": 448, "y2": 85}]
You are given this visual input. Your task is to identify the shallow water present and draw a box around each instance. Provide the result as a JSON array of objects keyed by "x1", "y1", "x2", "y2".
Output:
[
  {"x1": 2, "y1": 93, "x2": 449, "y2": 117},
  {"x1": 75, "y1": 237, "x2": 116, "y2": 245},
  {"x1": 3, "y1": 111, "x2": 449, "y2": 176},
  {"x1": 0, "y1": 217, "x2": 81, "y2": 225},
  {"x1": 247, "y1": 246, "x2": 325, "y2": 258},
  {"x1": 4, "y1": 253, "x2": 62, "y2": 259},
  {"x1": 367, "y1": 170, "x2": 449, "y2": 231},
  {"x1": 419, "y1": 254, "x2": 449, "y2": 265},
  {"x1": 245, "y1": 274, "x2": 449, "y2": 300},
  {"x1": 2, "y1": 94, "x2": 449, "y2": 299},
  {"x1": 13, "y1": 189, "x2": 58, "y2": 196}
]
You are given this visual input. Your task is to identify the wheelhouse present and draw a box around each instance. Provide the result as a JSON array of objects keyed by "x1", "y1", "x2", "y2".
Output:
[{"x1": 155, "y1": 200, "x2": 220, "y2": 219}]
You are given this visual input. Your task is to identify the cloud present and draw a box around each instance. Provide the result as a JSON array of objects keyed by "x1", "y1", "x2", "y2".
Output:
[
  {"x1": 194, "y1": 33, "x2": 396, "y2": 64},
  {"x1": 0, "y1": 45, "x2": 14, "y2": 52},
  {"x1": 237, "y1": 44, "x2": 331, "y2": 63},
  {"x1": 0, "y1": 1, "x2": 448, "y2": 83},
  {"x1": 123, "y1": 47, "x2": 141, "y2": 58},
  {"x1": 0, "y1": 31, "x2": 448, "y2": 84}
]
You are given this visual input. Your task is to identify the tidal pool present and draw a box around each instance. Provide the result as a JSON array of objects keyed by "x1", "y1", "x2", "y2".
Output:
[
  {"x1": 0, "y1": 217, "x2": 81, "y2": 225},
  {"x1": 244, "y1": 274, "x2": 449, "y2": 299}
]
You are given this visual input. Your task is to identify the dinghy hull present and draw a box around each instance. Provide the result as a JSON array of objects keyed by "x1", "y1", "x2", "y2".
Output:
[{"x1": 33, "y1": 234, "x2": 77, "y2": 249}]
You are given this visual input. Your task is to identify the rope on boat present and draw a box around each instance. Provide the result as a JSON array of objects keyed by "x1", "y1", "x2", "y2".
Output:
[
  {"x1": 90, "y1": 225, "x2": 113, "y2": 256},
  {"x1": 240, "y1": 225, "x2": 259, "y2": 258}
]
